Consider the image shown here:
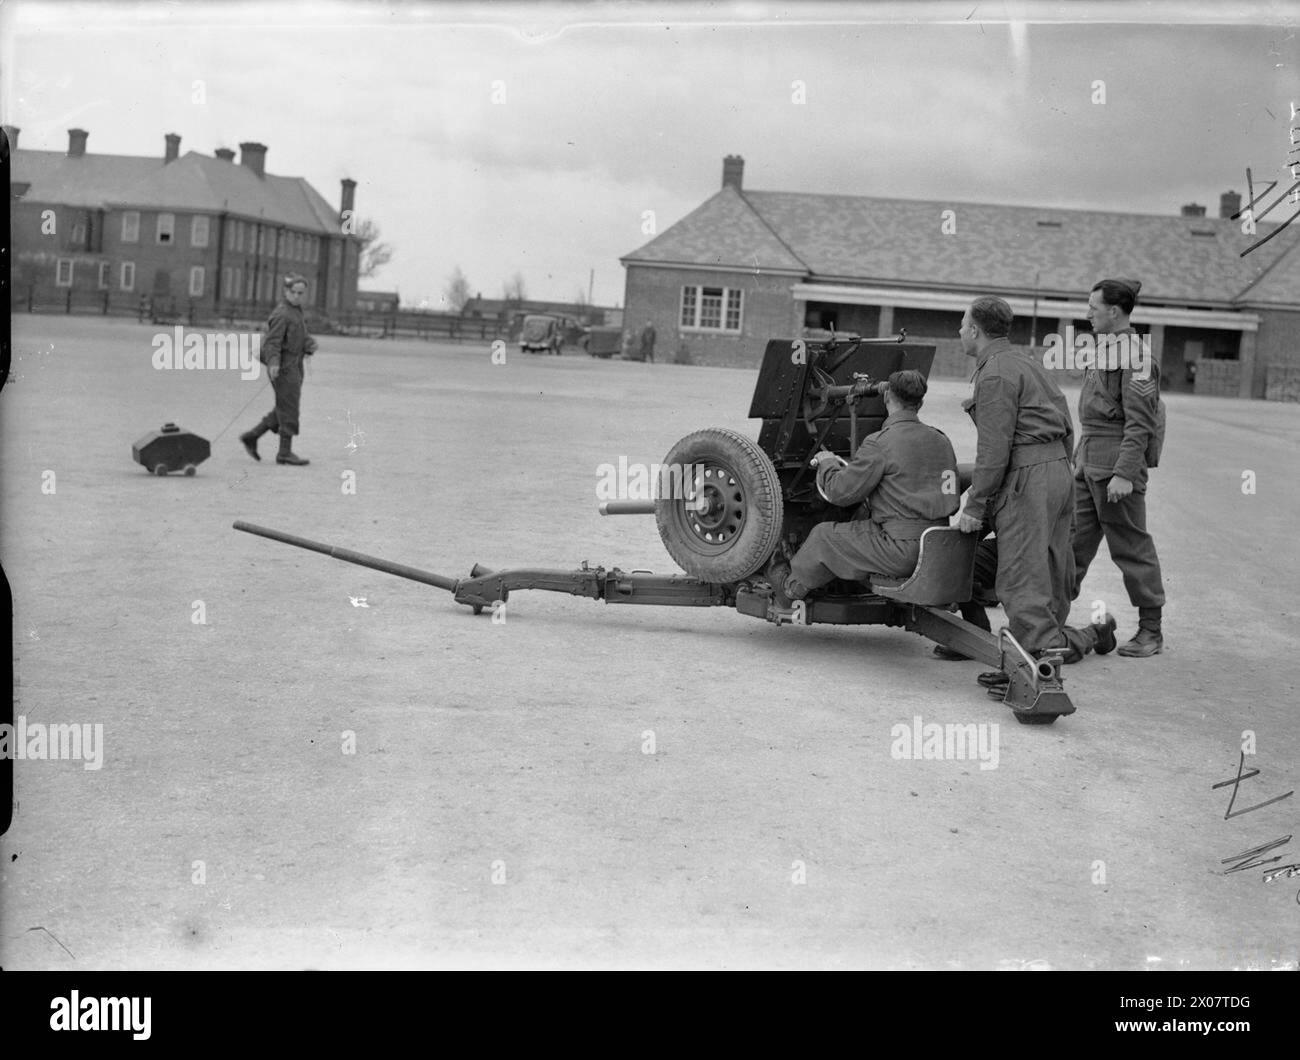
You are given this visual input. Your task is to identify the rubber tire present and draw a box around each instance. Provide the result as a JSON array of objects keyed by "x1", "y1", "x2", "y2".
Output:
[
  {"x1": 655, "y1": 427, "x2": 783, "y2": 583},
  {"x1": 154, "y1": 465, "x2": 168, "y2": 476}
]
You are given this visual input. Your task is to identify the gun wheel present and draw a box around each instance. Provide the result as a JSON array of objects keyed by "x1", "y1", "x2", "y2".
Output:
[{"x1": 655, "y1": 427, "x2": 783, "y2": 582}]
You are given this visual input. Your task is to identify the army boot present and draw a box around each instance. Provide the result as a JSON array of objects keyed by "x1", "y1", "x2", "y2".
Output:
[
  {"x1": 239, "y1": 422, "x2": 269, "y2": 461},
  {"x1": 1092, "y1": 614, "x2": 1118, "y2": 655},
  {"x1": 276, "y1": 433, "x2": 310, "y2": 466},
  {"x1": 767, "y1": 561, "x2": 796, "y2": 610},
  {"x1": 1118, "y1": 607, "x2": 1162, "y2": 657}
]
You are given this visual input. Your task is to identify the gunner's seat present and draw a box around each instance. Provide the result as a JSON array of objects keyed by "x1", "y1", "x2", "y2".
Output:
[{"x1": 870, "y1": 526, "x2": 978, "y2": 607}]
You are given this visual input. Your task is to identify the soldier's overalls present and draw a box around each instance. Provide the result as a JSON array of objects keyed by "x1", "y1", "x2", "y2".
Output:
[
  {"x1": 787, "y1": 410, "x2": 959, "y2": 594},
  {"x1": 963, "y1": 338, "x2": 1076, "y2": 655}
]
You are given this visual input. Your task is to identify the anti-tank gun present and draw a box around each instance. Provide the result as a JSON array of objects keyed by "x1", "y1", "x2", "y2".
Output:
[{"x1": 235, "y1": 329, "x2": 1076, "y2": 724}]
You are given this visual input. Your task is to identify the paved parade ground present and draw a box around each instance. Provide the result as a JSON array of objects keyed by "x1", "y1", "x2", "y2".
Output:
[{"x1": 2, "y1": 315, "x2": 1298, "y2": 969}]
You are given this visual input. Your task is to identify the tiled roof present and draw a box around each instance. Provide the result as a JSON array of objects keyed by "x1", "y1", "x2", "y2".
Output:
[
  {"x1": 624, "y1": 185, "x2": 1300, "y2": 306},
  {"x1": 1233, "y1": 235, "x2": 1300, "y2": 307},
  {"x1": 12, "y1": 149, "x2": 341, "y2": 233},
  {"x1": 622, "y1": 184, "x2": 807, "y2": 272}
]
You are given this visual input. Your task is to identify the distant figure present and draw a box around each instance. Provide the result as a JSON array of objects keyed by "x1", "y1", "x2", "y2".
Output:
[
  {"x1": 639, "y1": 321, "x2": 656, "y2": 363},
  {"x1": 240, "y1": 274, "x2": 316, "y2": 466}
]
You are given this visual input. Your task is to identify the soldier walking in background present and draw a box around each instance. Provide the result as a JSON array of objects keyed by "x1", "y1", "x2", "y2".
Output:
[
  {"x1": 955, "y1": 297, "x2": 1116, "y2": 684},
  {"x1": 639, "y1": 320, "x2": 656, "y2": 363},
  {"x1": 1073, "y1": 278, "x2": 1166, "y2": 656},
  {"x1": 240, "y1": 274, "x2": 316, "y2": 466}
]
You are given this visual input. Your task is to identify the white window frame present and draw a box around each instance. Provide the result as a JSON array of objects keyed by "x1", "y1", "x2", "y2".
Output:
[
  {"x1": 56, "y1": 259, "x2": 74, "y2": 287},
  {"x1": 121, "y1": 211, "x2": 140, "y2": 243},
  {"x1": 98, "y1": 262, "x2": 111, "y2": 289},
  {"x1": 189, "y1": 266, "x2": 205, "y2": 297},
  {"x1": 191, "y1": 215, "x2": 210, "y2": 248},
  {"x1": 120, "y1": 262, "x2": 135, "y2": 290},
  {"x1": 156, "y1": 213, "x2": 175, "y2": 245},
  {"x1": 680, "y1": 285, "x2": 744, "y2": 333}
]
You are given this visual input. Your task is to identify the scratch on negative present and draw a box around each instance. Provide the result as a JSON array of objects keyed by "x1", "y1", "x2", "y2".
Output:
[{"x1": 25, "y1": 925, "x2": 76, "y2": 960}]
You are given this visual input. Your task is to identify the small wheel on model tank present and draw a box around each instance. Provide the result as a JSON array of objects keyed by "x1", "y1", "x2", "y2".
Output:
[
  {"x1": 183, "y1": 464, "x2": 197, "y2": 477},
  {"x1": 154, "y1": 464, "x2": 169, "y2": 476}
]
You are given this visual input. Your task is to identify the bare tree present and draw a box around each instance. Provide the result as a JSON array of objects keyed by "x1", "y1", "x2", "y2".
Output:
[
  {"x1": 354, "y1": 218, "x2": 394, "y2": 279},
  {"x1": 502, "y1": 271, "x2": 527, "y2": 303},
  {"x1": 444, "y1": 266, "x2": 472, "y2": 313}
]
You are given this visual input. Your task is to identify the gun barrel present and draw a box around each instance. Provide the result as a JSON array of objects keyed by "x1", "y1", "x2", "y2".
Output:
[
  {"x1": 233, "y1": 521, "x2": 460, "y2": 592},
  {"x1": 598, "y1": 500, "x2": 657, "y2": 516}
]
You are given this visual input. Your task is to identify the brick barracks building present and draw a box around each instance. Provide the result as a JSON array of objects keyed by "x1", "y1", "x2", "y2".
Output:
[
  {"x1": 621, "y1": 156, "x2": 1300, "y2": 399},
  {"x1": 7, "y1": 126, "x2": 361, "y2": 320}
]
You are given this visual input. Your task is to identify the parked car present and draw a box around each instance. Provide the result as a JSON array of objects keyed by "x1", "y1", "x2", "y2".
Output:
[
  {"x1": 519, "y1": 314, "x2": 565, "y2": 355},
  {"x1": 581, "y1": 324, "x2": 624, "y2": 359}
]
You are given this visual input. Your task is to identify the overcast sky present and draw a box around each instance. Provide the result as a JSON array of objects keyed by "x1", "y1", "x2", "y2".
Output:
[{"x1": 4, "y1": 1, "x2": 1297, "y2": 309}]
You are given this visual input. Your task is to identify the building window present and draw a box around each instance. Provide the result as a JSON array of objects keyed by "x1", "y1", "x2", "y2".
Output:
[
  {"x1": 312, "y1": 239, "x2": 319, "y2": 264},
  {"x1": 235, "y1": 222, "x2": 244, "y2": 252},
  {"x1": 330, "y1": 240, "x2": 341, "y2": 266},
  {"x1": 189, "y1": 266, "x2": 205, "y2": 297},
  {"x1": 681, "y1": 285, "x2": 743, "y2": 332},
  {"x1": 56, "y1": 259, "x2": 73, "y2": 287},
  {"x1": 232, "y1": 267, "x2": 242, "y2": 300},
  {"x1": 98, "y1": 262, "x2": 110, "y2": 288},
  {"x1": 71, "y1": 215, "x2": 88, "y2": 247},
  {"x1": 120, "y1": 262, "x2": 135, "y2": 290},
  {"x1": 122, "y1": 211, "x2": 140, "y2": 243},
  {"x1": 191, "y1": 215, "x2": 210, "y2": 248},
  {"x1": 157, "y1": 213, "x2": 175, "y2": 245}
]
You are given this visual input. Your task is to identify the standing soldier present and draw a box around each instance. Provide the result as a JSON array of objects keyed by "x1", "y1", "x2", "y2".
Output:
[
  {"x1": 1073, "y1": 278, "x2": 1166, "y2": 656},
  {"x1": 240, "y1": 274, "x2": 316, "y2": 466},
  {"x1": 639, "y1": 320, "x2": 657, "y2": 363},
  {"x1": 955, "y1": 297, "x2": 1116, "y2": 682}
]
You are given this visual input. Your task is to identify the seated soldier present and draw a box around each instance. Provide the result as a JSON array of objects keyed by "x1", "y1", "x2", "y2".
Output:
[{"x1": 770, "y1": 370, "x2": 958, "y2": 610}]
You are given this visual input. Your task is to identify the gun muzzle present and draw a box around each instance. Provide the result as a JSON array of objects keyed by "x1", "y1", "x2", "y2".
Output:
[{"x1": 598, "y1": 500, "x2": 657, "y2": 516}]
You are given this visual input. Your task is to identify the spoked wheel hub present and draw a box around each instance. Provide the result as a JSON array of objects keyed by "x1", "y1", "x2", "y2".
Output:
[{"x1": 679, "y1": 464, "x2": 747, "y2": 547}]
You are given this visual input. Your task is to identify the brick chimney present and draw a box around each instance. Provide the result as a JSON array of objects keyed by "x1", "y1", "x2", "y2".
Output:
[
  {"x1": 1220, "y1": 190, "x2": 1242, "y2": 219},
  {"x1": 239, "y1": 141, "x2": 267, "y2": 178},
  {"x1": 340, "y1": 177, "x2": 357, "y2": 219},
  {"x1": 722, "y1": 155, "x2": 744, "y2": 190},
  {"x1": 1180, "y1": 202, "x2": 1206, "y2": 217},
  {"x1": 164, "y1": 132, "x2": 181, "y2": 163},
  {"x1": 68, "y1": 128, "x2": 88, "y2": 158},
  {"x1": 2, "y1": 125, "x2": 17, "y2": 151},
  {"x1": 214, "y1": 147, "x2": 235, "y2": 162}
]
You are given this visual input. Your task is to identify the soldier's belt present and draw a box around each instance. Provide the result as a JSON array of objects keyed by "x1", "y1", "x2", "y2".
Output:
[
  {"x1": 1078, "y1": 422, "x2": 1126, "y2": 437},
  {"x1": 1007, "y1": 441, "x2": 1070, "y2": 468},
  {"x1": 874, "y1": 517, "x2": 951, "y2": 539}
]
